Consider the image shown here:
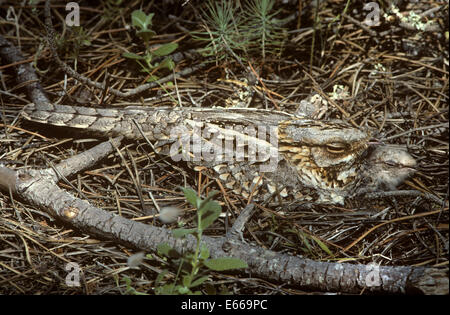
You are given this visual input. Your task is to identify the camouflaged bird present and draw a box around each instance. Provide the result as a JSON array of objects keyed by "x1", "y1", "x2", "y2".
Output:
[{"x1": 22, "y1": 103, "x2": 416, "y2": 205}]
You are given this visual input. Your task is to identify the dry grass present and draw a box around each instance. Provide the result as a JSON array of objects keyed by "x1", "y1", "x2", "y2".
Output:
[{"x1": 0, "y1": 0, "x2": 448, "y2": 294}]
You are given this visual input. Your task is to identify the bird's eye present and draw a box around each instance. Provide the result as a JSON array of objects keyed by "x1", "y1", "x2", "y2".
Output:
[
  {"x1": 385, "y1": 160, "x2": 397, "y2": 167},
  {"x1": 325, "y1": 142, "x2": 347, "y2": 154}
]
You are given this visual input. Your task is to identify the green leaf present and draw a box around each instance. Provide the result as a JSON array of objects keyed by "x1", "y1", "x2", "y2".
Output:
[
  {"x1": 202, "y1": 190, "x2": 220, "y2": 202},
  {"x1": 198, "y1": 190, "x2": 220, "y2": 214},
  {"x1": 122, "y1": 52, "x2": 143, "y2": 60},
  {"x1": 199, "y1": 209, "x2": 220, "y2": 231},
  {"x1": 122, "y1": 275, "x2": 131, "y2": 288},
  {"x1": 199, "y1": 243, "x2": 210, "y2": 260},
  {"x1": 122, "y1": 276, "x2": 148, "y2": 295},
  {"x1": 159, "y1": 57, "x2": 175, "y2": 70},
  {"x1": 178, "y1": 286, "x2": 191, "y2": 294},
  {"x1": 301, "y1": 234, "x2": 312, "y2": 251},
  {"x1": 157, "y1": 243, "x2": 181, "y2": 259},
  {"x1": 198, "y1": 201, "x2": 221, "y2": 230},
  {"x1": 172, "y1": 228, "x2": 196, "y2": 238},
  {"x1": 207, "y1": 190, "x2": 220, "y2": 198},
  {"x1": 153, "y1": 42, "x2": 178, "y2": 56},
  {"x1": 190, "y1": 275, "x2": 209, "y2": 288},
  {"x1": 156, "y1": 283, "x2": 176, "y2": 295},
  {"x1": 142, "y1": 52, "x2": 153, "y2": 63},
  {"x1": 204, "y1": 257, "x2": 248, "y2": 271},
  {"x1": 182, "y1": 187, "x2": 199, "y2": 208},
  {"x1": 132, "y1": 10, "x2": 153, "y2": 30},
  {"x1": 182, "y1": 275, "x2": 192, "y2": 287},
  {"x1": 131, "y1": 289, "x2": 149, "y2": 295},
  {"x1": 146, "y1": 75, "x2": 160, "y2": 82},
  {"x1": 199, "y1": 197, "x2": 221, "y2": 213},
  {"x1": 311, "y1": 236, "x2": 333, "y2": 257},
  {"x1": 137, "y1": 29, "x2": 156, "y2": 42}
]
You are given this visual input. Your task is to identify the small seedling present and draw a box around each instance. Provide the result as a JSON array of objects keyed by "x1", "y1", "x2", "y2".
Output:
[
  {"x1": 123, "y1": 10, "x2": 178, "y2": 82},
  {"x1": 155, "y1": 188, "x2": 248, "y2": 295},
  {"x1": 118, "y1": 188, "x2": 247, "y2": 295},
  {"x1": 192, "y1": 0, "x2": 287, "y2": 63}
]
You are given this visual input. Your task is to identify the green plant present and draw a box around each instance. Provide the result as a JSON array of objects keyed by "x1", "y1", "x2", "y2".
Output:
[
  {"x1": 154, "y1": 188, "x2": 248, "y2": 295},
  {"x1": 102, "y1": 0, "x2": 124, "y2": 20},
  {"x1": 123, "y1": 10, "x2": 178, "y2": 82},
  {"x1": 192, "y1": 0, "x2": 246, "y2": 63},
  {"x1": 192, "y1": 0, "x2": 287, "y2": 63},
  {"x1": 117, "y1": 275, "x2": 149, "y2": 295},
  {"x1": 242, "y1": 0, "x2": 287, "y2": 59},
  {"x1": 285, "y1": 228, "x2": 333, "y2": 259},
  {"x1": 116, "y1": 188, "x2": 247, "y2": 295},
  {"x1": 53, "y1": 26, "x2": 91, "y2": 69},
  {"x1": 71, "y1": 26, "x2": 92, "y2": 60}
]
